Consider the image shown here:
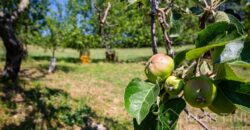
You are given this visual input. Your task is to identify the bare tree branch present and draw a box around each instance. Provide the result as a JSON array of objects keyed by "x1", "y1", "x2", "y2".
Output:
[
  {"x1": 11, "y1": 0, "x2": 30, "y2": 21},
  {"x1": 156, "y1": 2, "x2": 174, "y2": 57},
  {"x1": 101, "y1": 2, "x2": 111, "y2": 24},
  {"x1": 159, "y1": 19, "x2": 175, "y2": 56},
  {"x1": 203, "y1": 0, "x2": 209, "y2": 8},
  {"x1": 182, "y1": 61, "x2": 197, "y2": 79},
  {"x1": 151, "y1": 0, "x2": 158, "y2": 54},
  {"x1": 199, "y1": 108, "x2": 216, "y2": 122},
  {"x1": 98, "y1": 2, "x2": 111, "y2": 35},
  {"x1": 96, "y1": 2, "x2": 112, "y2": 52},
  {"x1": 195, "y1": 56, "x2": 203, "y2": 77},
  {"x1": 184, "y1": 108, "x2": 210, "y2": 130},
  {"x1": 156, "y1": 8, "x2": 170, "y2": 28},
  {"x1": 199, "y1": 11, "x2": 211, "y2": 29}
]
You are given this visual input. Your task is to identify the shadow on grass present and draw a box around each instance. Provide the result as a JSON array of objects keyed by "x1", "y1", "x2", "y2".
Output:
[
  {"x1": 0, "y1": 79, "x2": 129, "y2": 130},
  {"x1": 19, "y1": 68, "x2": 48, "y2": 81},
  {"x1": 91, "y1": 56, "x2": 150, "y2": 64},
  {"x1": 119, "y1": 56, "x2": 150, "y2": 63},
  {"x1": 30, "y1": 56, "x2": 80, "y2": 63},
  {"x1": 37, "y1": 64, "x2": 76, "y2": 73},
  {"x1": 30, "y1": 55, "x2": 150, "y2": 64}
]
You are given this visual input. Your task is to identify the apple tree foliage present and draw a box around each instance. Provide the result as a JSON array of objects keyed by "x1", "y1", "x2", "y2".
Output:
[{"x1": 124, "y1": 0, "x2": 250, "y2": 129}]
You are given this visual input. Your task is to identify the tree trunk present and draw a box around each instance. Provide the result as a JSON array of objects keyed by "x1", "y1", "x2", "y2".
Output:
[
  {"x1": 48, "y1": 47, "x2": 56, "y2": 73},
  {"x1": 0, "y1": 21, "x2": 24, "y2": 81}
]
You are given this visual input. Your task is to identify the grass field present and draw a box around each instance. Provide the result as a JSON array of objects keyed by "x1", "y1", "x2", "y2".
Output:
[{"x1": 0, "y1": 45, "x2": 250, "y2": 130}]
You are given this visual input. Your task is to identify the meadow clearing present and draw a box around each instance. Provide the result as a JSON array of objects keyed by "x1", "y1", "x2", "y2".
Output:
[{"x1": 0, "y1": 45, "x2": 249, "y2": 130}]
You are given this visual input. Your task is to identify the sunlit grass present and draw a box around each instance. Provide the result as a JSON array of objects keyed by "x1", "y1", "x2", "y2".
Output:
[{"x1": 0, "y1": 45, "x2": 249, "y2": 129}]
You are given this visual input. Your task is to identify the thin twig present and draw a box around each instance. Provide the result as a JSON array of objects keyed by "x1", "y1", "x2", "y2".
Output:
[
  {"x1": 157, "y1": 10, "x2": 173, "y2": 56},
  {"x1": 203, "y1": 0, "x2": 209, "y2": 8},
  {"x1": 159, "y1": 22, "x2": 174, "y2": 56},
  {"x1": 182, "y1": 61, "x2": 197, "y2": 79},
  {"x1": 199, "y1": 108, "x2": 216, "y2": 122},
  {"x1": 156, "y1": 1, "x2": 175, "y2": 57},
  {"x1": 195, "y1": 56, "x2": 203, "y2": 77},
  {"x1": 214, "y1": 0, "x2": 226, "y2": 9},
  {"x1": 184, "y1": 108, "x2": 210, "y2": 130},
  {"x1": 156, "y1": 8, "x2": 170, "y2": 28},
  {"x1": 207, "y1": 72, "x2": 216, "y2": 78}
]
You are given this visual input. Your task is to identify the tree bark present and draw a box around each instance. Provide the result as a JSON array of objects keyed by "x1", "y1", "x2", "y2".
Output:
[
  {"x1": 0, "y1": 0, "x2": 29, "y2": 81},
  {"x1": 151, "y1": 0, "x2": 158, "y2": 54},
  {"x1": 157, "y1": 7, "x2": 174, "y2": 57},
  {"x1": 0, "y1": 20, "x2": 24, "y2": 80},
  {"x1": 199, "y1": 11, "x2": 210, "y2": 29},
  {"x1": 48, "y1": 46, "x2": 56, "y2": 73}
]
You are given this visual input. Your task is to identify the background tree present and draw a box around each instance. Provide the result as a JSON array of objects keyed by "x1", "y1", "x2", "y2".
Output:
[
  {"x1": 44, "y1": 1, "x2": 65, "y2": 73},
  {"x1": 63, "y1": 0, "x2": 97, "y2": 58},
  {"x1": 0, "y1": 0, "x2": 30, "y2": 80},
  {"x1": 16, "y1": 0, "x2": 50, "y2": 49}
]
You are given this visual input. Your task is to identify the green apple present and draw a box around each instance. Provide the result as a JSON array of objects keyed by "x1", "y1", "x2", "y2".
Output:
[
  {"x1": 184, "y1": 76, "x2": 217, "y2": 108},
  {"x1": 164, "y1": 76, "x2": 184, "y2": 95},
  {"x1": 208, "y1": 88, "x2": 236, "y2": 116}
]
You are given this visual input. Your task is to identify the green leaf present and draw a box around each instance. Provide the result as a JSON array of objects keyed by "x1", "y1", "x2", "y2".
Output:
[
  {"x1": 133, "y1": 111, "x2": 158, "y2": 130},
  {"x1": 222, "y1": 89, "x2": 250, "y2": 113},
  {"x1": 172, "y1": 9, "x2": 182, "y2": 20},
  {"x1": 215, "y1": 11, "x2": 230, "y2": 23},
  {"x1": 186, "y1": 35, "x2": 245, "y2": 61},
  {"x1": 124, "y1": 78, "x2": 160, "y2": 124},
  {"x1": 174, "y1": 50, "x2": 188, "y2": 68},
  {"x1": 185, "y1": 20, "x2": 246, "y2": 61},
  {"x1": 241, "y1": 40, "x2": 250, "y2": 63},
  {"x1": 216, "y1": 61, "x2": 250, "y2": 83},
  {"x1": 195, "y1": 22, "x2": 240, "y2": 48},
  {"x1": 228, "y1": 14, "x2": 245, "y2": 35},
  {"x1": 186, "y1": 41, "x2": 226, "y2": 61},
  {"x1": 213, "y1": 40, "x2": 244, "y2": 63},
  {"x1": 215, "y1": 11, "x2": 245, "y2": 35},
  {"x1": 157, "y1": 98, "x2": 186, "y2": 130},
  {"x1": 217, "y1": 80, "x2": 250, "y2": 96}
]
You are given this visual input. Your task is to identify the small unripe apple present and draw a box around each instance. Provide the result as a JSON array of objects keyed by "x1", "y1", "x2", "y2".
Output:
[
  {"x1": 208, "y1": 89, "x2": 236, "y2": 116},
  {"x1": 164, "y1": 76, "x2": 184, "y2": 95},
  {"x1": 184, "y1": 76, "x2": 217, "y2": 108},
  {"x1": 145, "y1": 53, "x2": 174, "y2": 83}
]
